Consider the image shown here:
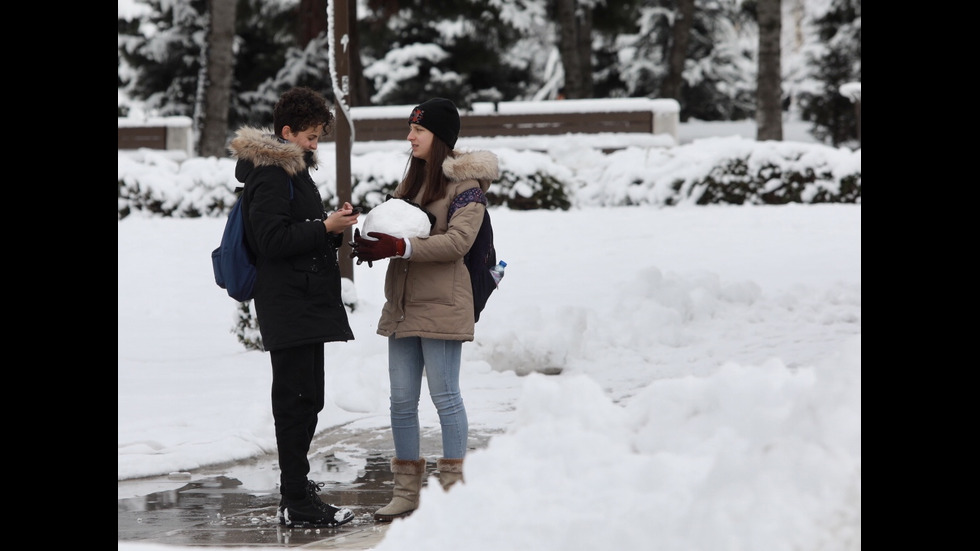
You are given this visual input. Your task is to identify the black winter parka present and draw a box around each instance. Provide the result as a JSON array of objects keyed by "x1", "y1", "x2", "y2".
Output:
[{"x1": 228, "y1": 127, "x2": 354, "y2": 351}]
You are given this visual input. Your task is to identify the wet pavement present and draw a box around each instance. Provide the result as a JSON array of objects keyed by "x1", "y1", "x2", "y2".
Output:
[{"x1": 118, "y1": 426, "x2": 499, "y2": 549}]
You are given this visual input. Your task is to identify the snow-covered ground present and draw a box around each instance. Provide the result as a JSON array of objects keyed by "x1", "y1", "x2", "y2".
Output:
[{"x1": 118, "y1": 119, "x2": 860, "y2": 550}]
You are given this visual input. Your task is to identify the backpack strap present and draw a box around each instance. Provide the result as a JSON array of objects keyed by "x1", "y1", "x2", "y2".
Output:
[{"x1": 449, "y1": 187, "x2": 487, "y2": 217}]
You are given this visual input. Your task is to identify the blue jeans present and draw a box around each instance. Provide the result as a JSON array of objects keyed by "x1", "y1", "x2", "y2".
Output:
[{"x1": 387, "y1": 335, "x2": 468, "y2": 460}]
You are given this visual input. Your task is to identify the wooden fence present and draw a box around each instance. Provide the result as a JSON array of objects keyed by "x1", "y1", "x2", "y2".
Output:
[
  {"x1": 337, "y1": 98, "x2": 679, "y2": 143},
  {"x1": 118, "y1": 98, "x2": 680, "y2": 152},
  {"x1": 118, "y1": 116, "x2": 194, "y2": 153}
]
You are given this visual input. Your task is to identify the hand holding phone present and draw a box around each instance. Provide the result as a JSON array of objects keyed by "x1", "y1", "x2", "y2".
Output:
[{"x1": 345, "y1": 206, "x2": 363, "y2": 217}]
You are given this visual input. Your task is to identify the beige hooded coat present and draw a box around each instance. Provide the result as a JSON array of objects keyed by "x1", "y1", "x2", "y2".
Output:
[{"x1": 376, "y1": 150, "x2": 499, "y2": 341}]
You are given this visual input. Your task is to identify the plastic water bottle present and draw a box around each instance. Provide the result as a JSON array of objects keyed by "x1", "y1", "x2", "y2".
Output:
[{"x1": 490, "y1": 260, "x2": 507, "y2": 287}]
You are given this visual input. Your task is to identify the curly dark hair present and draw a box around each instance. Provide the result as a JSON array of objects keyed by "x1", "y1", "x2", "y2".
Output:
[{"x1": 273, "y1": 87, "x2": 335, "y2": 139}]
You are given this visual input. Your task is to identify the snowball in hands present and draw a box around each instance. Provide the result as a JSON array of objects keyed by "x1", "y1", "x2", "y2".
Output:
[{"x1": 360, "y1": 199, "x2": 432, "y2": 240}]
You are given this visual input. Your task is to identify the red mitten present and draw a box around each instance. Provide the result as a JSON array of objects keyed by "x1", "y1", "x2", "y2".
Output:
[{"x1": 353, "y1": 229, "x2": 405, "y2": 262}]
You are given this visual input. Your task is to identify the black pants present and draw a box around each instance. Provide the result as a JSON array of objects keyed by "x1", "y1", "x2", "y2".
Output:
[{"x1": 270, "y1": 342, "x2": 324, "y2": 500}]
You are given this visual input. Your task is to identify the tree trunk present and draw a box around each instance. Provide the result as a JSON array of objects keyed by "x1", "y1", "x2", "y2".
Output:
[
  {"x1": 199, "y1": 0, "x2": 238, "y2": 158},
  {"x1": 755, "y1": 0, "x2": 783, "y2": 141},
  {"x1": 347, "y1": 0, "x2": 369, "y2": 106},
  {"x1": 555, "y1": 0, "x2": 594, "y2": 99},
  {"x1": 575, "y1": 4, "x2": 593, "y2": 98},
  {"x1": 661, "y1": 0, "x2": 694, "y2": 103},
  {"x1": 299, "y1": 0, "x2": 328, "y2": 47}
]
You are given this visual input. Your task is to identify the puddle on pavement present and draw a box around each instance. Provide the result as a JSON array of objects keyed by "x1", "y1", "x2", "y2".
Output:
[{"x1": 118, "y1": 452, "x2": 424, "y2": 547}]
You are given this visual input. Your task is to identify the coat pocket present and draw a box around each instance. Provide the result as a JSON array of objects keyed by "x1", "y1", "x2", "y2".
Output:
[{"x1": 405, "y1": 261, "x2": 456, "y2": 305}]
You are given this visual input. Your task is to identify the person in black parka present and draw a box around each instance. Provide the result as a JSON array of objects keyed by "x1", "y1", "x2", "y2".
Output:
[{"x1": 227, "y1": 87, "x2": 358, "y2": 529}]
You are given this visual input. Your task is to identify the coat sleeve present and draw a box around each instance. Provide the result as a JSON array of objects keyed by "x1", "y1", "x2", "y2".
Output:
[{"x1": 406, "y1": 185, "x2": 484, "y2": 262}]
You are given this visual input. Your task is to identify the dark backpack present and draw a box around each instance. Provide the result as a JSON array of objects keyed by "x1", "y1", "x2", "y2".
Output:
[
  {"x1": 449, "y1": 188, "x2": 498, "y2": 322},
  {"x1": 212, "y1": 180, "x2": 293, "y2": 302}
]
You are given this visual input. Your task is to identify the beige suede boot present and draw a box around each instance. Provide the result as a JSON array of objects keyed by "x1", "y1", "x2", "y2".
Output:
[
  {"x1": 437, "y1": 457, "x2": 464, "y2": 490},
  {"x1": 373, "y1": 457, "x2": 427, "y2": 522}
]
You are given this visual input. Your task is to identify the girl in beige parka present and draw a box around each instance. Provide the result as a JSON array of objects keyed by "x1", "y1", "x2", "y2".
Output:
[{"x1": 352, "y1": 98, "x2": 499, "y2": 522}]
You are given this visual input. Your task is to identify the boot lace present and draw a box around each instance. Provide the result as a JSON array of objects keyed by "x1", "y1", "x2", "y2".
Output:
[{"x1": 307, "y1": 480, "x2": 345, "y2": 516}]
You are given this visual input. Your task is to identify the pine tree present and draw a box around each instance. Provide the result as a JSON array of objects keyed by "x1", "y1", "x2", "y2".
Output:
[
  {"x1": 358, "y1": 0, "x2": 531, "y2": 106},
  {"x1": 599, "y1": 0, "x2": 756, "y2": 121},
  {"x1": 117, "y1": 0, "x2": 209, "y2": 118},
  {"x1": 118, "y1": 0, "x2": 300, "y2": 130},
  {"x1": 118, "y1": 0, "x2": 861, "y2": 145},
  {"x1": 796, "y1": 0, "x2": 861, "y2": 147}
]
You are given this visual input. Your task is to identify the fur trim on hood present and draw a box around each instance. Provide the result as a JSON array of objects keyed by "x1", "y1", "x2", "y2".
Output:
[
  {"x1": 443, "y1": 150, "x2": 499, "y2": 187},
  {"x1": 228, "y1": 126, "x2": 314, "y2": 176}
]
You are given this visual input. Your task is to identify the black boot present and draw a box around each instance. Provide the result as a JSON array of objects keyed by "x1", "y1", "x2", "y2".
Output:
[{"x1": 280, "y1": 480, "x2": 354, "y2": 528}]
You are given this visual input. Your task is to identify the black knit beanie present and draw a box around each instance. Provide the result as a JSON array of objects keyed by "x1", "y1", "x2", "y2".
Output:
[{"x1": 408, "y1": 98, "x2": 460, "y2": 148}]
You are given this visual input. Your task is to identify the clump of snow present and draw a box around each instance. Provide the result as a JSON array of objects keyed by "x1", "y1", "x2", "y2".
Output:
[{"x1": 360, "y1": 198, "x2": 433, "y2": 240}]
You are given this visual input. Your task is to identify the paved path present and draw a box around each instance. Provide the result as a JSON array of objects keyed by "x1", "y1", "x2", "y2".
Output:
[{"x1": 118, "y1": 425, "x2": 499, "y2": 549}]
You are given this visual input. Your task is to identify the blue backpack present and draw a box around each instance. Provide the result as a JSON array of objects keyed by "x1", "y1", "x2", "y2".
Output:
[
  {"x1": 212, "y1": 181, "x2": 293, "y2": 302},
  {"x1": 449, "y1": 188, "x2": 498, "y2": 322}
]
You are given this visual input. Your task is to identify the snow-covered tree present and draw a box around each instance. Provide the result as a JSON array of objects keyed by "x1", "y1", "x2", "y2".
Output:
[
  {"x1": 119, "y1": 0, "x2": 304, "y2": 129},
  {"x1": 117, "y1": 0, "x2": 860, "y2": 144},
  {"x1": 608, "y1": 0, "x2": 757, "y2": 121},
  {"x1": 358, "y1": 0, "x2": 532, "y2": 107},
  {"x1": 795, "y1": 0, "x2": 860, "y2": 147},
  {"x1": 118, "y1": 0, "x2": 209, "y2": 118}
]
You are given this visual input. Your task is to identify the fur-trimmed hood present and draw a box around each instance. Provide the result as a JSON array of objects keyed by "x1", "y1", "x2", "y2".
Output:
[
  {"x1": 443, "y1": 150, "x2": 499, "y2": 192},
  {"x1": 228, "y1": 126, "x2": 315, "y2": 178}
]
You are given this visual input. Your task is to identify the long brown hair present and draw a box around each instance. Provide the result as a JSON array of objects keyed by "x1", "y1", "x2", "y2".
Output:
[{"x1": 398, "y1": 137, "x2": 454, "y2": 207}]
